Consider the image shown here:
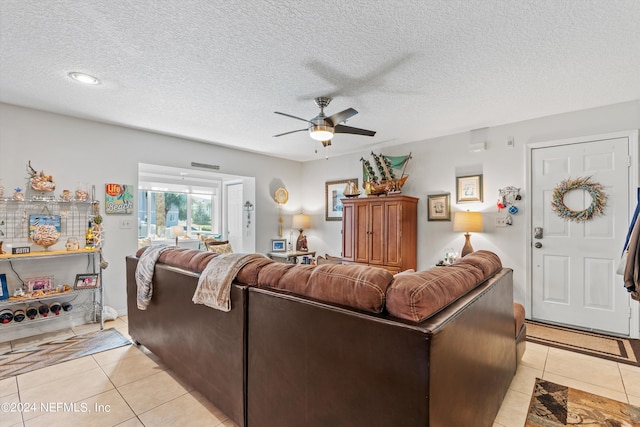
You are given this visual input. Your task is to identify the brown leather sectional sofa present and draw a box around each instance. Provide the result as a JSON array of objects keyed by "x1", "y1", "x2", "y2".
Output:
[{"x1": 126, "y1": 248, "x2": 521, "y2": 427}]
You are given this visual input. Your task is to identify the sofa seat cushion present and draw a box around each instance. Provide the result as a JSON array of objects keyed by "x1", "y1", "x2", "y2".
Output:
[
  {"x1": 386, "y1": 251, "x2": 502, "y2": 322},
  {"x1": 256, "y1": 263, "x2": 394, "y2": 314}
]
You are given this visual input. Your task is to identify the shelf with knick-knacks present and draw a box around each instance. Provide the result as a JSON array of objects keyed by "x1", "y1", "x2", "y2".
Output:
[
  {"x1": 0, "y1": 162, "x2": 105, "y2": 338},
  {"x1": 0, "y1": 192, "x2": 104, "y2": 341}
]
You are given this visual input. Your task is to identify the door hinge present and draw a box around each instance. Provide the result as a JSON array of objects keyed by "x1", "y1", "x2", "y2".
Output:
[
  {"x1": 628, "y1": 156, "x2": 632, "y2": 168},
  {"x1": 630, "y1": 307, "x2": 633, "y2": 319}
]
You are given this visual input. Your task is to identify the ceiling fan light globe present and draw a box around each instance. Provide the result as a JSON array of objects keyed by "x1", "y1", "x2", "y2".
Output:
[{"x1": 309, "y1": 125, "x2": 334, "y2": 141}]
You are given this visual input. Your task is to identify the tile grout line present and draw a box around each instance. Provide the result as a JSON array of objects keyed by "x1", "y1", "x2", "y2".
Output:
[
  {"x1": 92, "y1": 351, "x2": 140, "y2": 427},
  {"x1": 616, "y1": 362, "x2": 631, "y2": 404}
]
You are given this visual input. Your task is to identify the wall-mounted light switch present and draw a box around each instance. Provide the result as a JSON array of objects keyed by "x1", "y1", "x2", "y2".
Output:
[{"x1": 495, "y1": 217, "x2": 508, "y2": 227}]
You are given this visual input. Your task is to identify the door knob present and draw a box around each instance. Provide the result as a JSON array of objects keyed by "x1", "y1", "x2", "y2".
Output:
[{"x1": 534, "y1": 242, "x2": 542, "y2": 248}]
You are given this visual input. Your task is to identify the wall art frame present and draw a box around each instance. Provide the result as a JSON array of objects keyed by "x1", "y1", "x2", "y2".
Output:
[
  {"x1": 26, "y1": 276, "x2": 54, "y2": 293},
  {"x1": 456, "y1": 174, "x2": 483, "y2": 203},
  {"x1": 427, "y1": 193, "x2": 451, "y2": 221},
  {"x1": 75, "y1": 273, "x2": 99, "y2": 289},
  {"x1": 105, "y1": 183, "x2": 134, "y2": 214},
  {"x1": 325, "y1": 178, "x2": 357, "y2": 221},
  {"x1": 271, "y1": 239, "x2": 287, "y2": 252},
  {"x1": 0, "y1": 273, "x2": 8, "y2": 300}
]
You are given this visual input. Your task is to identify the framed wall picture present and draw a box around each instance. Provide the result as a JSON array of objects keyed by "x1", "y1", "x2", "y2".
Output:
[
  {"x1": 26, "y1": 276, "x2": 54, "y2": 293},
  {"x1": 427, "y1": 193, "x2": 451, "y2": 221},
  {"x1": 75, "y1": 273, "x2": 99, "y2": 289},
  {"x1": 271, "y1": 239, "x2": 287, "y2": 252},
  {"x1": 105, "y1": 183, "x2": 134, "y2": 214},
  {"x1": 325, "y1": 179, "x2": 357, "y2": 221},
  {"x1": 28, "y1": 214, "x2": 61, "y2": 241},
  {"x1": 456, "y1": 175, "x2": 483, "y2": 203},
  {"x1": 0, "y1": 274, "x2": 8, "y2": 300}
]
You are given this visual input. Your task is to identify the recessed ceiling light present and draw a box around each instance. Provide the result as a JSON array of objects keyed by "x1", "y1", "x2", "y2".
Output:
[{"x1": 68, "y1": 72, "x2": 100, "y2": 85}]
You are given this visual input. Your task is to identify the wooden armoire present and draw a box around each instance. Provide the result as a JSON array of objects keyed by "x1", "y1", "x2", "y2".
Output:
[{"x1": 341, "y1": 195, "x2": 418, "y2": 273}]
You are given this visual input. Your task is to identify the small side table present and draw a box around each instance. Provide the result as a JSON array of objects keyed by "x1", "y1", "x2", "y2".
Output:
[{"x1": 267, "y1": 250, "x2": 316, "y2": 264}]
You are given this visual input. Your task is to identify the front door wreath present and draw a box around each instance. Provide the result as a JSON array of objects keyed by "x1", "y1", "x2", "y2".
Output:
[{"x1": 551, "y1": 176, "x2": 607, "y2": 222}]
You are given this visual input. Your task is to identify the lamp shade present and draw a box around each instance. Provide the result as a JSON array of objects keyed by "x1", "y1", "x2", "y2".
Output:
[
  {"x1": 169, "y1": 226, "x2": 184, "y2": 237},
  {"x1": 292, "y1": 214, "x2": 311, "y2": 230},
  {"x1": 453, "y1": 211, "x2": 483, "y2": 233}
]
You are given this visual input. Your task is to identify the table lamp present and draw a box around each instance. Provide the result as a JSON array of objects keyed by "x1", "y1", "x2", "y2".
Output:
[
  {"x1": 453, "y1": 211, "x2": 483, "y2": 257},
  {"x1": 170, "y1": 225, "x2": 183, "y2": 246},
  {"x1": 291, "y1": 214, "x2": 311, "y2": 252}
]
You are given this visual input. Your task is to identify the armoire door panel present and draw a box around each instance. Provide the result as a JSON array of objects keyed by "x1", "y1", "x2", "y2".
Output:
[
  {"x1": 369, "y1": 201, "x2": 385, "y2": 265},
  {"x1": 354, "y1": 203, "x2": 370, "y2": 264},
  {"x1": 341, "y1": 195, "x2": 418, "y2": 271}
]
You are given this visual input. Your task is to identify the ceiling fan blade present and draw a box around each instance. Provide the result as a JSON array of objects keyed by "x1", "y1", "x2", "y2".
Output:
[
  {"x1": 327, "y1": 108, "x2": 358, "y2": 126},
  {"x1": 334, "y1": 124, "x2": 376, "y2": 137},
  {"x1": 273, "y1": 128, "x2": 308, "y2": 137},
  {"x1": 274, "y1": 111, "x2": 314, "y2": 125}
]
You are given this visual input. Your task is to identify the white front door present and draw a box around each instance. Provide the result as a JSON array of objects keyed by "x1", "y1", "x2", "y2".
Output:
[
  {"x1": 531, "y1": 137, "x2": 630, "y2": 335},
  {"x1": 226, "y1": 182, "x2": 243, "y2": 252}
]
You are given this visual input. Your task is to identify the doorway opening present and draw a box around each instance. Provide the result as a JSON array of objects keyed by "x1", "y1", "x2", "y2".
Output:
[{"x1": 137, "y1": 163, "x2": 255, "y2": 252}]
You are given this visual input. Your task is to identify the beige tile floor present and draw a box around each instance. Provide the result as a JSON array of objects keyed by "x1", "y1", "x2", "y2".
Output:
[
  {"x1": 0, "y1": 317, "x2": 237, "y2": 427},
  {"x1": 2, "y1": 318, "x2": 640, "y2": 427},
  {"x1": 494, "y1": 341, "x2": 640, "y2": 427}
]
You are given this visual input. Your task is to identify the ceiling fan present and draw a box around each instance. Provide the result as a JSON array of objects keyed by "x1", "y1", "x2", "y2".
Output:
[{"x1": 273, "y1": 97, "x2": 376, "y2": 147}]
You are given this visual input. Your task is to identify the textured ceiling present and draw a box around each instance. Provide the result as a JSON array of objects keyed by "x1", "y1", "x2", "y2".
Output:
[{"x1": 1, "y1": 0, "x2": 639, "y2": 162}]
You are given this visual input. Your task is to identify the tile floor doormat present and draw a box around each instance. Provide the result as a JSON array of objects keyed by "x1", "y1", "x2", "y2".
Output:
[
  {"x1": 525, "y1": 378, "x2": 640, "y2": 426},
  {"x1": 0, "y1": 328, "x2": 131, "y2": 380},
  {"x1": 525, "y1": 320, "x2": 640, "y2": 367}
]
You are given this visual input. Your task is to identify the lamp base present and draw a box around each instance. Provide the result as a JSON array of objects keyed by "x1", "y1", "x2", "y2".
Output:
[
  {"x1": 296, "y1": 230, "x2": 308, "y2": 252},
  {"x1": 461, "y1": 233, "x2": 474, "y2": 257}
]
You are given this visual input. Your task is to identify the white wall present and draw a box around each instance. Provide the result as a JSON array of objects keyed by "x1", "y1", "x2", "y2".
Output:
[
  {"x1": 302, "y1": 100, "x2": 640, "y2": 309},
  {"x1": 0, "y1": 103, "x2": 304, "y2": 314},
  {"x1": 2, "y1": 100, "x2": 639, "y2": 328}
]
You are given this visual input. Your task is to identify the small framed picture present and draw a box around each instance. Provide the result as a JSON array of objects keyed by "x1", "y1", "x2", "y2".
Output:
[
  {"x1": 271, "y1": 239, "x2": 287, "y2": 252},
  {"x1": 427, "y1": 193, "x2": 451, "y2": 221},
  {"x1": 456, "y1": 174, "x2": 483, "y2": 203},
  {"x1": 26, "y1": 276, "x2": 54, "y2": 293},
  {"x1": 325, "y1": 179, "x2": 357, "y2": 221},
  {"x1": 0, "y1": 274, "x2": 8, "y2": 300},
  {"x1": 75, "y1": 273, "x2": 99, "y2": 289}
]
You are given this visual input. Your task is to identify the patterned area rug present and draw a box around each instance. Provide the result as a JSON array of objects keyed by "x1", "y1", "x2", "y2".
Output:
[
  {"x1": 0, "y1": 328, "x2": 131, "y2": 380},
  {"x1": 526, "y1": 320, "x2": 640, "y2": 367},
  {"x1": 526, "y1": 378, "x2": 640, "y2": 426}
]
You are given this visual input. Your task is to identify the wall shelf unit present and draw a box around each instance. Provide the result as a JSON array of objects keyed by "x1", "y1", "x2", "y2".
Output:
[{"x1": 0, "y1": 196, "x2": 103, "y2": 342}]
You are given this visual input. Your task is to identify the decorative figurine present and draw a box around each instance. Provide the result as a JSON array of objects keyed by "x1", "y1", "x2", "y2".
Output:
[
  {"x1": 65, "y1": 237, "x2": 80, "y2": 251},
  {"x1": 27, "y1": 160, "x2": 55, "y2": 192},
  {"x1": 13, "y1": 187, "x2": 24, "y2": 201}
]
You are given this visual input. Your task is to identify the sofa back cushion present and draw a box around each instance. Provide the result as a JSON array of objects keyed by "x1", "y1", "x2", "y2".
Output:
[
  {"x1": 235, "y1": 257, "x2": 275, "y2": 285},
  {"x1": 136, "y1": 246, "x2": 219, "y2": 273},
  {"x1": 452, "y1": 249, "x2": 503, "y2": 277},
  {"x1": 256, "y1": 263, "x2": 394, "y2": 313},
  {"x1": 135, "y1": 245, "x2": 274, "y2": 285},
  {"x1": 386, "y1": 251, "x2": 502, "y2": 322}
]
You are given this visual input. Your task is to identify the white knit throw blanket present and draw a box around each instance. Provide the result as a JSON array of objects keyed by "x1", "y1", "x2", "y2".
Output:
[
  {"x1": 135, "y1": 244, "x2": 172, "y2": 310},
  {"x1": 193, "y1": 253, "x2": 267, "y2": 311}
]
